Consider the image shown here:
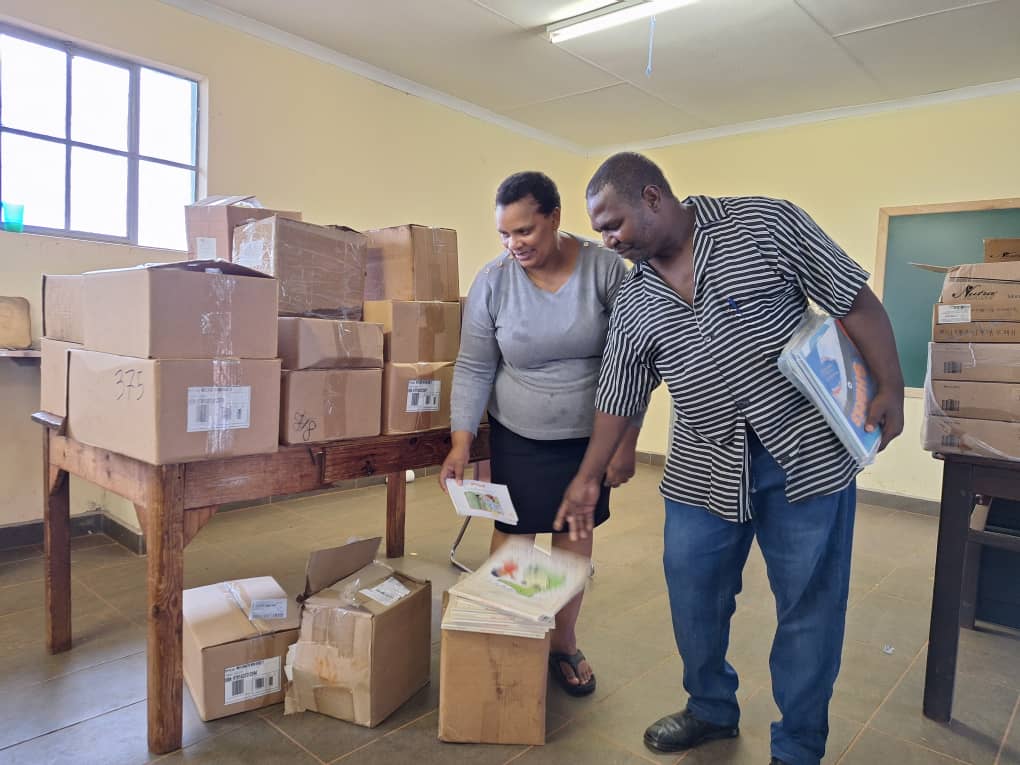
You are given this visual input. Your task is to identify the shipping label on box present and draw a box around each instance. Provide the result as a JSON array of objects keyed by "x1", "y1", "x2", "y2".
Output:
[
  {"x1": 66, "y1": 350, "x2": 280, "y2": 464},
  {"x1": 83, "y1": 260, "x2": 278, "y2": 359},
  {"x1": 183, "y1": 576, "x2": 301, "y2": 722},
  {"x1": 233, "y1": 217, "x2": 367, "y2": 320},
  {"x1": 363, "y1": 300, "x2": 461, "y2": 363},
  {"x1": 382, "y1": 362, "x2": 453, "y2": 434},
  {"x1": 280, "y1": 369, "x2": 382, "y2": 444},
  {"x1": 284, "y1": 538, "x2": 431, "y2": 728},
  {"x1": 41, "y1": 274, "x2": 84, "y2": 343},
  {"x1": 277, "y1": 317, "x2": 383, "y2": 370},
  {"x1": 365, "y1": 225, "x2": 459, "y2": 302},
  {"x1": 928, "y1": 343, "x2": 1020, "y2": 383}
]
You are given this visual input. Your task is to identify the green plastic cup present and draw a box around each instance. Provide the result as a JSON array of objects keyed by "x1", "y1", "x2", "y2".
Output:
[{"x1": 1, "y1": 202, "x2": 25, "y2": 233}]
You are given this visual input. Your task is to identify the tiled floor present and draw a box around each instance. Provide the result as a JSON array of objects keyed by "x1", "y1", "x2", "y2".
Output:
[{"x1": 0, "y1": 465, "x2": 1018, "y2": 765}]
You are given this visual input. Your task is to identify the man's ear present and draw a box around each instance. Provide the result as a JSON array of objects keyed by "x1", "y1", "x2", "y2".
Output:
[{"x1": 642, "y1": 184, "x2": 663, "y2": 212}]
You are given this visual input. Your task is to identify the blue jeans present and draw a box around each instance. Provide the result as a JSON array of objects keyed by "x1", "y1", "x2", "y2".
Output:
[{"x1": 662, "y1": 433, "x2": 855, "y2": 765}]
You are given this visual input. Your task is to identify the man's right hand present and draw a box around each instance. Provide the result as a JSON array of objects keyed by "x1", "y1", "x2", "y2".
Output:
[
  {"x1": 554, "y1": 476, "x2": 602, "y2": 541},
  {"x1": 438, "y1": 444, "x2": 471, "y2": 494}
]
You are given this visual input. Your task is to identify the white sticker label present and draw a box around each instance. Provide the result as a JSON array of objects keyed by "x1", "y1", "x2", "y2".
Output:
[
  {"x1": 195, "y1": 236, "x2": 217, "y2": 259},
  {"x1": 249, "y1": 598, "x2": 287, "y2": 621},
  {"x1": 187, "y1": 386, "x2": 252, "y2": 433},
  {"x1": 224, "y1": 656, "x2": 280, "y2": 705},
  {"x1": 360, "y1": 576, "x2": 411, "y2": 606},
  {"x1": 406, "y1": 380, "x2": 441, "y2": 412},
  {"x1": 938, "y1": 304, "x2": 972, "y2": 324},
  {"x1": 236, "y1": 240, "x2": 264, "y2": 268}
]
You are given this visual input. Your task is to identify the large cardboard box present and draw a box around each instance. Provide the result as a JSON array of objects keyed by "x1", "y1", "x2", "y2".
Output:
[
  {"x1": 280, "y1": 369, "x2": 382, "y2": 444},
  {"x1": 365, "y1": 225, "x2": 459, "y2": 302},
  {"x1": 931, "y1": 307, "x2": 1020, "y2": 344},
  {"x1": 929, "y1": 381, "x2": 1020, "y2": 422},
  {"x1": 277, "y1": 318, "x2": 383, "y2": 370},
  {"x1": 923, "y1": 415, "x2": 1020, "y2": 461},
  {"x1": 0, "y1": 296, "x2": 31, "y2": 349},
  {"x1": 284, "y1": 538, "x2": 431, "y2": 727},
  {"x1": 936, "y1": 261, "x2": 1020, "y2": 304},
  {"x1": 985, "y1": 238, "x2": 1020, "y2": 263},
  {"x1": 183, "y1": 577, "x2": 301, "y2": 722},
  {"x1": 41, "y1": 274, "x2": 84, "y2": 343},
  {"x1": 233, "y1": 217, "x2": 367, "y2": 320},
  {"x1": 185, "y1": 195, "x2": 301, "y2": 261},
  {"x1": 363, "y1": 300, "x2": 461, "y2": 363},
  {"x1": 83, "y1": 260, "x2": 278, "y2": 359},
  {"x1": 382, "y1": 362, "x2": 453, "y2": 434},
  {"x1": 40, "y1": 338, "x2": 81, "y2": 417},
  {"x1": 438, "y1": 617, "x2": 550, "y2": 745},
  {"x1": 929, "y1": 343, "x2": 1020, "y2": 383},
  {"x1": 67, "y1": 350, "x2": 281, "y2": 464}
]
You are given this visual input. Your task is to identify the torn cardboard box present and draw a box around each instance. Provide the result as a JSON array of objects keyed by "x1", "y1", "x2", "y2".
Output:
[
  {"x1": 0, "y1": 296, "x2": 31, "y2": 350},
  {"x1": 183, "y1": 576, "x2": 301, "y2": 721},
  {"x1": 40, "y1": 338, "x2": 81, "y2": 417},
  {"x1": 382, "y1": 362, "x2": 454, "y2": 434},
  {"x1": 233, "y1": 217, "x2": 367, "y2": 320},
  {"x1": 362, "y1": 300, "x2": 461, "y2": 363},
  {"x1": 277, "y1": 318, "x2": 383, "y2": 370},
  {"x1": 365, "y1": 224, "x2": 459, "y2": 302},
  {"x1": 82, "y1": 260, "x2": 278, "y2": 359},
  {"x1": 41, "y1": 274, "x2": 84, "y2": 343},
  {"x1": 66, "y1": 350, "x2": 281, "y2": 464},
  {"x1": 185, "y1": 195, "x2": 301, "y2": 261},
  {"x1": 284, "y1": 537, "x2": 431, "y2": 728},
  {"x1": 280, "y1": 369, "x2": 382, "y2": 444}
]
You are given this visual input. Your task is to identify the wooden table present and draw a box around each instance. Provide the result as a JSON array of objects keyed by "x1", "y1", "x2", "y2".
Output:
[
  {"x1": 924, "y1": 452, "x2": 1020, "y2": 722},
  {"x1": 34, "y1": 413, "x2": 489, "y2": 754}
]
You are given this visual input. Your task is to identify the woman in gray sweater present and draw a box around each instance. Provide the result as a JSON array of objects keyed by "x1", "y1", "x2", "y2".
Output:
[{"x1": 440, "y1": 171, "x2": 641, "y2": 697}]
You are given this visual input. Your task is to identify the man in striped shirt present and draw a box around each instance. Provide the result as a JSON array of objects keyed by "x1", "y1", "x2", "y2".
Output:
[{"x1": 555, "y1": 153, "x2": 904, "y2": 765}]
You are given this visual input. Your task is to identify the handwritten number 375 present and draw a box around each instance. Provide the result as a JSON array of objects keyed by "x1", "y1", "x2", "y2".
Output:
[{"x1": 113, "y1": 369, "x2": 144, "y2": 401}]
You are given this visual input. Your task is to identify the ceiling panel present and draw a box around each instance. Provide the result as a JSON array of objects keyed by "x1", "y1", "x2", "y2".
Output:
[
  {"x1": 558, "y1": 0, "x2": 886, "y2": 125},
  {"x1": 839, "y1": 0, "x2": 1020, "y2": 97},
  {"x1": 471, "y1": 0, "x2": 622, "y2": 29},
  {"x1": 207, "y1": 0, "x2": 620, "y2": 111},
  {"x1": 795, "y1": 0, "x2": 998, "y2": 36},
  {"x1": 504, "y1": 83, "x2": 705, "y2": 147}
]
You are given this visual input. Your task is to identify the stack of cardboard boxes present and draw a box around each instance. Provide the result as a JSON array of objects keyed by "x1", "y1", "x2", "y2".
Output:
[
  {"x1": 924, "y1": 238, "x2": 1020, "y2": 459},
  {"x1": 363, "y1": 224, "x2": 461, "y2": 435}
]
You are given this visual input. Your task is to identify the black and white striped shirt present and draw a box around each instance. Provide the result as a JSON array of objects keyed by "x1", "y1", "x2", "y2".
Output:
[{"x1": 595, "y1": 195, "x2": 869, "y2": 522}]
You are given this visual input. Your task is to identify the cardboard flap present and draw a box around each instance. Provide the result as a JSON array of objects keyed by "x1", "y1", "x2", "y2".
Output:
[
  {"x1": 84, "y1": 259, "x2": 274, "y2": 280},
  {"x1": 190, "y1": 194, "x2": 260, "y2": 208},
  {"x1": 183, "y1": 577, "x2": 299, "y2": 649},
  {"x1": 300, "y1": 538, "x2": 382, "y2": 601},
  {"x1": 910, "y1": 262, "x2": 954, "y2": 274}
]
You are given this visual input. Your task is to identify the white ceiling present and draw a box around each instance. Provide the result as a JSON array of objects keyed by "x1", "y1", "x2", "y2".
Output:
[{"x1": 179, "y1": 0, "x2": 1020, "y2": 150}]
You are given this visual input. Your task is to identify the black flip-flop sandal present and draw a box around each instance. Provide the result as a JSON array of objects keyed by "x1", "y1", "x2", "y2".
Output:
[{"x1": 548, "y1": 650, "x2": 596, "y2": 697}]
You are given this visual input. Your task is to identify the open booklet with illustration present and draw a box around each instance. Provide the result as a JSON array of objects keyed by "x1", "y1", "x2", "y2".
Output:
[
  {"x1": 777, "y1": 309, "x2": 881, "y2": 466},
  {"x1": 442, "y1": 538, "x2": 591, "y2": 635},
  {"x1": 445, "y1": 479, "x2": 519, "y2": 525}
]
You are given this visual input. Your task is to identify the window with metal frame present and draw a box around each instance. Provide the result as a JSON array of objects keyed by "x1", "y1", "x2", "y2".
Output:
[{"x1": 0, "y1": 23, "x2": 199, "y2": 250}]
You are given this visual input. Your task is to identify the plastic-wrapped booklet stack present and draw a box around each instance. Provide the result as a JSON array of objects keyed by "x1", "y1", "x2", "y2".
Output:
[{"x1": 778, "y1": 310, "x2": 881, "y2": 466}]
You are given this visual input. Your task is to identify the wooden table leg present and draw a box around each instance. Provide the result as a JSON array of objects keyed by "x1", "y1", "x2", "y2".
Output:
[
  {"x1": 923, "y1": 458, "x2": 974, "y2": 722},
  {"x1": 386, "y1": 472, "x2": 406, "y2": 559},
  {"x1": 43, "y1": 430, "x2": 71, "y2": 654},
  {"x1": 146, "y1": 465, "x2": 185, "y2": 754}
]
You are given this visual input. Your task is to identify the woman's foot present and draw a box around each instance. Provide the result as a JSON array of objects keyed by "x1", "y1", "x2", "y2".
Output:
[{"x1": 549, "y1": 649, "x2": 596, "y2": 696}]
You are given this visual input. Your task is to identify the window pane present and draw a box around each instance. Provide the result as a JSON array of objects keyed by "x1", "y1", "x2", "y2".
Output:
[
  {"x1": 0, "y1": 132, "x2": 66, "y2": 228},
  {"x1": 0, "y1": 35, "x2": 67, "y2": 138},
  {"x1": 70, "y1": 147, "x2": 126, "y2": 237},
  {"x1": 138, "y1": 161, "x2": 193, "y2": 250},
  {"x1": 71, "y1": 56, "x2": 129, "y2": 150},
  {"x1": 140, "y1": 68, "x2": 196, "y2": 165}
]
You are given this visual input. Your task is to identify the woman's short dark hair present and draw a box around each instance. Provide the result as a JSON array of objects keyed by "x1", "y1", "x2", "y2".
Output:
[{"x1": 495, "y1": 171, "x2": 560, "y2": 215}]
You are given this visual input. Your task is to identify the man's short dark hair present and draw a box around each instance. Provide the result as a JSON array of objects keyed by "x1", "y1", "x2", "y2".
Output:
[
  {"x1": 586, "y1": 152, "x2": 674, "y2": 202},
  {"x1": 495, "y1": 171, "x2": 561, "y2": 215}
]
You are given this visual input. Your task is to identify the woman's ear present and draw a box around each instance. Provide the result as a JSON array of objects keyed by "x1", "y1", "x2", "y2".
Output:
[{"x1": 550, "y1": 207, "x2": 562, "y2": 230}]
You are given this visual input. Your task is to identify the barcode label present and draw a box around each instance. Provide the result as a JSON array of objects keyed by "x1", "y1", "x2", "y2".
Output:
[
  {"x1": 942, "y1": 435, "x2": 962, "y2": 448},
  {"x1": 195, "y1": 236, "x2": 217, "y2": 259},
  {"x1": 224, "y1": 656, "x2": 281, "y2": 705},
  {"x1": 360, "y1": 576, "x2": 411, "y2": 606},
  {"x1": 943, "y1": 361, "x2": 964, "y2": 374},
  {"x1": 187, "y1": 386, "x2": 252, "y2": 433},
  {"x1": 938, "y1": 304, "x2": 972, "y2": 324},
  {"x1": 249, "y1": 598, "x2": 287, "y2": 621},
  {"x1": 406, "y1": 380, "x2": 441, "y2": 412},
  {"x1": 940, "y1": 399, "x2": 961, "y2": 412}
]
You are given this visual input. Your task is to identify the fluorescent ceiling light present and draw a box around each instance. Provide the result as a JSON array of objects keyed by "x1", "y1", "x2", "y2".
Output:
[{"x1": 547, "y1": 0, "x2": 699, "y2": 43}]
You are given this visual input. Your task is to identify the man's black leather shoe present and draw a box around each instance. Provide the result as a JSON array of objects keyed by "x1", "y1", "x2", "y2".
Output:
[{"x1": 643, "y1": 708, "x2": 739, "y2": 753}]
